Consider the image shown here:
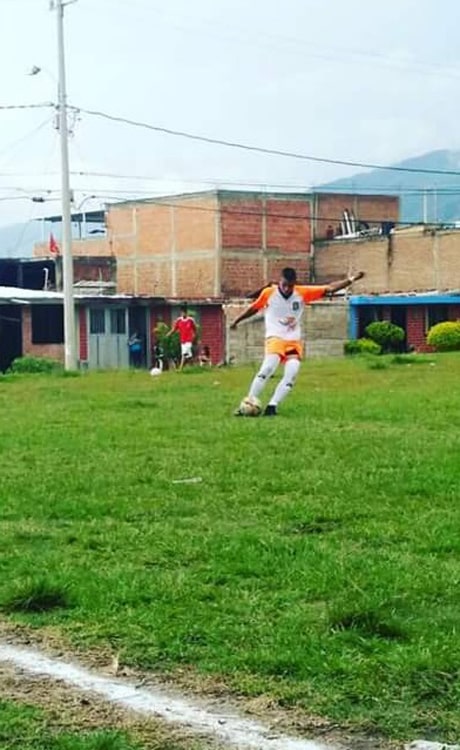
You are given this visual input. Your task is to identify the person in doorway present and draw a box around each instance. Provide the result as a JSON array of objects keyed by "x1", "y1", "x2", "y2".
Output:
[
  {"x1": 167, "y1": 305, "x2": 197, "y2": 371},
  {"x1": 199, "y1": 344, "x2": 211, "y2": 367},
  {"x1": 128, "y1": 331, "x2": 143, "y2": 368},
  {"x1": 152, "y1": 340, "x2": 164, "y2": 371},
  {"x1": 231, "y1": 267, "x2": 365, "y2": 416}
]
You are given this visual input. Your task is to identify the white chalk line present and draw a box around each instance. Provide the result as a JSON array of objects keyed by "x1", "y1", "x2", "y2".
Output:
[{"x1": 0, "y1": 642, "x2": 339, "y2": 750}]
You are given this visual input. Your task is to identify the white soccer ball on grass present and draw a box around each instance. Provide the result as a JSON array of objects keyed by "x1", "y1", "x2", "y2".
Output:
[{"x1": 239, "y1": 396, "x2": 262, "y2": 417}]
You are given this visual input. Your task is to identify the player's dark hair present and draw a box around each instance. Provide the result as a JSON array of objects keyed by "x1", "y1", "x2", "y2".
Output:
[
  {"x1": 180, "y1": 304, "x2": 188, "y2": 314},
  {"x1": 281, "y1": 267, "x2": 297, "y2": 284}
]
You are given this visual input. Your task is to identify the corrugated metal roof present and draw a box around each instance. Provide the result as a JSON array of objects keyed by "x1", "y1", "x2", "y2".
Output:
[
  {"x1": 0, "y1": 286, "x2": 168, "y2": 304},
  {"x1": 0, "y1": 286, "x2": 63, "y2": 302}
]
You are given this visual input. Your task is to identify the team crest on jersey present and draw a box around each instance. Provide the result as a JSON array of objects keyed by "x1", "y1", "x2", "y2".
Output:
[{"x1": 292, "y1": 301, "x2": 300, "y2": 311}]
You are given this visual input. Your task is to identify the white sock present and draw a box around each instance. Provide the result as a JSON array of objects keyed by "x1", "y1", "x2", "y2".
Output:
[
  {"x1": 248, "y1": 354, "x2": 280, "y2": 399},
  {"x1": 269, "y1": 357, "x2": 300, "y2": 406}
]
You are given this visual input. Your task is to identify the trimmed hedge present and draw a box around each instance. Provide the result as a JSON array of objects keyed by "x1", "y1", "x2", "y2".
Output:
[
  {"x1": 365, "y1": 321, "x2": 405, "y2": 353},
  {"x1": 427, "y1": 321, "x2": 460, "y2": 352}
]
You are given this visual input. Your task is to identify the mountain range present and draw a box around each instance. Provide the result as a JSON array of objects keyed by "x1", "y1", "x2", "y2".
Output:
[
  {"x1": 1, "y1": 150, "x2": 460, "y2": 258},
  {"x1": 319, "y1": 149, "x2": 460, "y2": 224}
]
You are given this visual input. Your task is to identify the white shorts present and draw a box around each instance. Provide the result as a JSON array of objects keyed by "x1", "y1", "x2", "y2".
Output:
[{"x1": 181, "y1": 342, "x2": 193, "y2": 359}]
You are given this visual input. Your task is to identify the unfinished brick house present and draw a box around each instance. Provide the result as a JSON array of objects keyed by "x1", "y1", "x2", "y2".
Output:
[{"x1": 25, "y1": 189, "x2": 401, "y2": 368}]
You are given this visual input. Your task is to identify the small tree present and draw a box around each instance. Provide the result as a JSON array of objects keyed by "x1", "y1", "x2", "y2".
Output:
[
  {"x1": 344, "y1": 338, "x2": 382, "y2": 356},
  {"x1": 153, "y1": 321, "x2": 180, "y2": 368},
  {"x1": 427, "y1": 321, "x2": 460, "y2": 352},
  {"x1": 365, "y1": 321, "x2": 405, "y2": 354}
]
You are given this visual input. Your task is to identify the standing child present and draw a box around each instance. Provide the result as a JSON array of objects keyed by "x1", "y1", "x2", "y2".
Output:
[{"x1": 167, "y1": 305, "x2": 197, "y2": 371}]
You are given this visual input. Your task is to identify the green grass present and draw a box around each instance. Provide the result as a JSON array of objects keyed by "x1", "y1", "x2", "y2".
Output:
[
  {"x1": 0, "y1": 700, "x2": 141, "y2": 750},
  {"x1": 1, "y1": 356, "x2": 460, "y2": 741}
]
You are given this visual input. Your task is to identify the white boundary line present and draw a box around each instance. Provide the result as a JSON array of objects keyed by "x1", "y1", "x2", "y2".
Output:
[{"x1": 0, "y1": 643, "x2": 339, "y2": 750}]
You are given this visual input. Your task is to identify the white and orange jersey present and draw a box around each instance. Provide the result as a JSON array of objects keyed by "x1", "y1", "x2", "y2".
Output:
[{"x1": 250, "y1": 284, "x2": 328, "y2": 340}]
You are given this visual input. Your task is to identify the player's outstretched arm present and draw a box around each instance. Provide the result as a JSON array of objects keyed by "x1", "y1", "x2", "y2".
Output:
[
  {"x1": 326, "y1": 271, "x2": 365, "y2": 295},
  {"x1": 230, "y1": 306, "x2": 258, "y2": 330}
]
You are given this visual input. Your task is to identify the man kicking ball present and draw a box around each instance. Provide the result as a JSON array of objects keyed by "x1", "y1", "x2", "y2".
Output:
[{"x1": 231, "y1": 267, "x2": 364, "y2": 416}]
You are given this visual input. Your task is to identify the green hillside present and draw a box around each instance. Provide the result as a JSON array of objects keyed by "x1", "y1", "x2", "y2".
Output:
[{"x1": 319, "y1": 149, "x2": 460, "y2": 224}]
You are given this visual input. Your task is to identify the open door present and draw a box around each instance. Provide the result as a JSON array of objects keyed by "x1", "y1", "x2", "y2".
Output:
[{"x1": 0, "y1": 305, "x2": 22, "y2": 372}]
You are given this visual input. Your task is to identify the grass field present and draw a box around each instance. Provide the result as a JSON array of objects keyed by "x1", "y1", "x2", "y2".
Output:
[
  {"x1": 1, "y1": 354, "x2": 460, "y2": 744},
  {"x1": 0, "y1": 700, "x2": 139, "y2": 750}
]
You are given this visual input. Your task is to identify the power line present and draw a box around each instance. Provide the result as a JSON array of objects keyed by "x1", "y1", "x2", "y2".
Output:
[
  {"x1": 75, "y1": 105, "x2": 460, "y2": 178},
  {"x1": 0, "y1": 116, "x2": 55, "y2": 164},
  {"x1": 0, "y1": 102, "x2": 54, "y2": 111},
  {"x1": 97, "y1": 193, "x2": 447, "y2": 229},
  {"x1": 97, "y1": 0, "x2": 460, "y2": 81},
  {"x1": 68, "y1": 171, "x2": 460, "y2": 196}
]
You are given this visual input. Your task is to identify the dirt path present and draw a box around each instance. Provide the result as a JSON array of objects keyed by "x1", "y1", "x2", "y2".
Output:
[{"x1": 0, "y1": 621, "x2": 400, "y2": 750}]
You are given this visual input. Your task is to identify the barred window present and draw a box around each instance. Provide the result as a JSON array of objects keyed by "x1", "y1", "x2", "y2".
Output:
[
  {"x1": 90, "y1": 309, "x2": 105, "y2": 334},
  {"x1": 31, "y1": 305, "x2": 64, "y2": 344},
  {"x1": 426, "y1": 305, "x2": 449, "y2": 331}
]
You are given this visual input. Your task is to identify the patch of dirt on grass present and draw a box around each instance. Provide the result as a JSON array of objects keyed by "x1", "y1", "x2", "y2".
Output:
[
  {"x1": 0, "y1": 619, "x2": 402, "y2": 750},
  {"x1": 0, "y1": 662, "x2": 218, "y2": 750}
]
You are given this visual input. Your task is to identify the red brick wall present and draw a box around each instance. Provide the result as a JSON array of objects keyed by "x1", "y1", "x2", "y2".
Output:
[
  {"x1": 22, "y1": 308, "x2": 64, "y2": 363},
  {"x1": 407, "y1": 306, "x2": 429, "y2": 352},
  {"x1": 108, "y1": 196, "x2": 219, "y2": 297},
  {"x1": 199, "y1": 306, "x2": 224, "y2": 364},
  {"x1": 266, "y1": 199, "x2": 311, "y2": 252},
  {"x1": 221, "y1": 198, "x2": 263, "y2": 248},
  {"x1": 33, "y1": 237, "x2": 110, "y2": 259},
  {"x1": 220, "y1": 194, "x2": 311, "y2": 295},
  {"x1": 79, "y1": 306, "x2": 88, "y2": 362}
]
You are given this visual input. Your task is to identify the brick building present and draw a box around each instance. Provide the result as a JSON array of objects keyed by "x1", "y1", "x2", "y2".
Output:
[
  {"x1": 27, "y1": 190, "x2": 401, "y2": 368},
  {"x1": 34, "y1": 189, "x2": 400, "y2": 297},
  {"x1": 314, "y1": 224, "x2": 460, "y2": 353},
  {"x1": 313, "y1": 224, "x2": 460, "y2": 294},
  {"x1": 349, "y1": 292, "x2": 460, "y2": 353}
]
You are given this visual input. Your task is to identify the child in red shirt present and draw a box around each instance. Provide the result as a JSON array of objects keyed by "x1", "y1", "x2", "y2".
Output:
[{"x1": 167, "y1": 305, "x2": 197, "y2": 370}]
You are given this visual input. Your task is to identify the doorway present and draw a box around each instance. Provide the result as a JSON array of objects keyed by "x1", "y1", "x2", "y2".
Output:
[
  {"x1": 0, "y1": 305, "x2": 22, "y2": 371},
  {"x1": 88, "y1": 306, "x2": 130, "y2": 369}
]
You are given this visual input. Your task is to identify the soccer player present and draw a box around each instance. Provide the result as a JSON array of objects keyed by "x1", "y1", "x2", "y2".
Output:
[
  {"x1": 167, "y1": 305, "x2": 197, "y2": 371},
  {"x1": 231, "y1": 267, "x2": 364, "y2": 416}
]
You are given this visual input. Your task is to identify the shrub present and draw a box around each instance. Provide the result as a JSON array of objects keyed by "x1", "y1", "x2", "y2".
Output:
[
  {"x1": 344, "y1": 338, "x2": 382, "y2": 356},
  {"x1": 153, "y1": 321, "x2": 180, "y2": 368},
  {"x1": 365, "y1": 321, "x2": 405, "y2": 353},
  {"x1": 427, "y1": 321, "x2": 460, "y2": 352},
  {"x1": 8, "y1": 356, "x2": 62, "y2": 374}
]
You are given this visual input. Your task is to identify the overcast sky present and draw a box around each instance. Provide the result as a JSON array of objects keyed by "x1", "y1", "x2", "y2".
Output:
[{"x1": 1, "y1": 0, "x2": 459, "y2": 227}]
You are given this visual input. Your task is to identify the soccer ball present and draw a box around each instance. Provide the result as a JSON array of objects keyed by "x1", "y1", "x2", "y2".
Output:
[
  {"x1": 149, "y1": 367, "x2": 162, "y2": 377},
  {"x1": 239, "y1": 396, "x2": 262, "y2": 417}
]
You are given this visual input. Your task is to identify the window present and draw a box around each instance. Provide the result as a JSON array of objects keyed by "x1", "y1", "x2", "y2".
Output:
[
  {"x1": 426, "y1": 305, "x2": 449, "y2": 331},
  {"x1": 110, "y1": 309, "x2": 126, "y2": 334},
  {"x1": 90, "y1": 309, "x2": 105, "y2": 334},
  {"x1": 31, "y1": 305, "x2": 64, "y2": 344}
]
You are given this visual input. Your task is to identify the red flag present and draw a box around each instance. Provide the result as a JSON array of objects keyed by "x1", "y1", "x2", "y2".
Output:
[{"x1": 49, "y1": 233, "x2": 60, "y2": 255}]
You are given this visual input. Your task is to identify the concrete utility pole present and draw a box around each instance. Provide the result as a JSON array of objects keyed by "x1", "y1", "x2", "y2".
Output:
[
  {"x1": 422, "y1": 188, "x2": 428, "y2": 224},
  {"x1": 52, "y1": 0, "x2": 77, "y2": 370}
]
